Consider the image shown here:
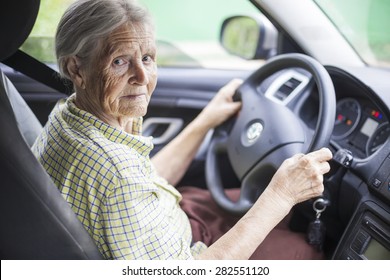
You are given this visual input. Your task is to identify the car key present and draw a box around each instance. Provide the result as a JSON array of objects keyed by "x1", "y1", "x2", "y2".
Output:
[{"x1": 307, "y1": 198, "x2": 330, "y2": 251}]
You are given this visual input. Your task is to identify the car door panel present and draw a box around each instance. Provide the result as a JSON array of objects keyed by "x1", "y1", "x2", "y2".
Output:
[
  {"x1": 146, "y1": 67, "x2": 250, "y2": 151},
  {"x1": 143, "y1": 117, "x2": 184, "y2": 145}
]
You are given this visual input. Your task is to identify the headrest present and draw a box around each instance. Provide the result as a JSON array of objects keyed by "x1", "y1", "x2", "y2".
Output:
[{"x1": 0, "y1": 0, "x2": 41, "y2": 61}]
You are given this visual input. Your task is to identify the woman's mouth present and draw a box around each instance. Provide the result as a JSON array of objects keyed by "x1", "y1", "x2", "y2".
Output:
[{"x1": 122, "y1": 93, "x2": 146, "y2": 100}]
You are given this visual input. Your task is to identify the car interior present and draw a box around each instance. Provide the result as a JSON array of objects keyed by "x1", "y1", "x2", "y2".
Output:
[{"x1": 1, "y1": 0, "x2": 389, "y2": 260}]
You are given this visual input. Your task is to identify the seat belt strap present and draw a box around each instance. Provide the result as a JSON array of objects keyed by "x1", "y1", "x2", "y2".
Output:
[{"x1": 3, "y1": 50, "x2": 72, "y2": 95}]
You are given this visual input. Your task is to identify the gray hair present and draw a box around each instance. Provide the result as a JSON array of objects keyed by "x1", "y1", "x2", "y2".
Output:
[{"x1": 55, "y1": 0, "x2": 153, "y2": 80}]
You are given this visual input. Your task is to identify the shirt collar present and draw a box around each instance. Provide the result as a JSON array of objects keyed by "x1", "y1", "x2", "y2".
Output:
[{"x1": 64, "y1": 94, "x2": 153, "y2": 155}]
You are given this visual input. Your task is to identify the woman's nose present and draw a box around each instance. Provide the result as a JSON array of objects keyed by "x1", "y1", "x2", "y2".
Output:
[{"x1": 128, "y1": 62, "x2": 149, "y2": 85}]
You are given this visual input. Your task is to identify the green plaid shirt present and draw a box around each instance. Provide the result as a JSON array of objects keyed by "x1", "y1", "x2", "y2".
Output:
[{"x1": 32, "y1": 94, "x2": 206, "y2": 259}]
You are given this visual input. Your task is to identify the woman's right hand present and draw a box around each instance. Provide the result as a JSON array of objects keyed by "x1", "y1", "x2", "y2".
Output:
[
  {"x1": 198, "y1": 148, "x2": 332, "y2": 260},
  {"x1": 262, "y1": 148, "x2": 333, "y2": 214}
]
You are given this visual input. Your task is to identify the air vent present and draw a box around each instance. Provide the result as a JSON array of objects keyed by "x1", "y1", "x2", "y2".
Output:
[
  {"x1": 265, "y1": 70, "x2": 310, "y2": 105},
  {"x1": 274, "y1": 77, "x2": 302, "y2": 101}
]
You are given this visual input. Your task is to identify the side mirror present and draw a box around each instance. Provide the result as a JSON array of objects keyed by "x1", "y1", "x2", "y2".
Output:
[{"x1": 220, "y1": 15, "x2": 277, "y2": 60}]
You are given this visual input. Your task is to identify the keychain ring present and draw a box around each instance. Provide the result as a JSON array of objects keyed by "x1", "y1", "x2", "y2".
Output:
[{"x1": 313, "y1": 198, "x2": 328, "y2": 213}]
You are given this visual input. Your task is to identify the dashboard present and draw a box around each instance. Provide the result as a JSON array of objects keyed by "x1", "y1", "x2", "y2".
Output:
[
  {"x1": 333, "y1": 97, "x2": 389, "y2": 158},
  {"x1": 269, "y1": 66, "x2": 390, "y2": 160},
  {"x1": 314, "y1": 67, "x2": 390, "y2": 259},
  {"x1": 327, "y1": 66, "x2": 390, "y2": 160},
  {"x1": 261, "y1": 66, "x2": 390, "y2": 159}
]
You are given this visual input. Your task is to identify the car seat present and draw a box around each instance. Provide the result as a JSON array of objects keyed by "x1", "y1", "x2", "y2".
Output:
[{"x1": 0, "y1": 0, "x2": 103, "y2": 259}]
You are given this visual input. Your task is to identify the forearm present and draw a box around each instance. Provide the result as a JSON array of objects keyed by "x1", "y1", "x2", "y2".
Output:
[
  {"x1": 151, "y1": 116, "x2": 209, "y2": 186},
  {"x1": 196, "y1": 187, "x2": 291, "y2": 260}
]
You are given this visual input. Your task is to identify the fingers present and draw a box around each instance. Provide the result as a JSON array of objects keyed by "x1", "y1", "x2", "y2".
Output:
[
  {"x1": 299, "y1": 149, "x2": 331, "y2": 200},
  {"x1": 283, "y1": 148, "x2": 331, "y2": 203},
  {"x1": 296, "y1": 148, "x2": 331, "y2": 172},
  {"x1": 228, "y1": 100, "x2": 242, "y2": 113},
  {"x1": 308, "y1": 147, "x2": 333, "y2": 162},
  {"x1": 299, "y1": 150, "x2": 331, "y2": 178},
  {"x1": 219, "y1": 78, "x2": 243, "y2": 100},
  {"x1": 199, "y1": 78, "x2": 244, "y2": 129},
  {"x1": 318, "y1": 160, "x2": 331, "y2": 174},
  {"x1": 225, "y1": 78, "x2": 243, "y2": 91}
]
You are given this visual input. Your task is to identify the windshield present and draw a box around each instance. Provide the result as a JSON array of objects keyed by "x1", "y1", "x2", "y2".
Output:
[{"x1": 314, "y1": 0, "x2": 390, "y2": 67}]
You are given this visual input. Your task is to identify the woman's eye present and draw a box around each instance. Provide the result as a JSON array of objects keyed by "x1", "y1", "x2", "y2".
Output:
[
  {"x1": 113, "y1": 58, "x2": 127, "y2": 67},
  {"x1": 142, "y1": 55, "x2": 153, "y2": 63}
]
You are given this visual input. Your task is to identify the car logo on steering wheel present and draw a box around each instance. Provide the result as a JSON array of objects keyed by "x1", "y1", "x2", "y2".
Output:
[{"x1": 246, "y1": 122, "x2": 263, "y2": 143}]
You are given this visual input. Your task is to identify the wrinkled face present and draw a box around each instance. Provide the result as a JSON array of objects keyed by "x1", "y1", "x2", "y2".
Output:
[{"x1": 85, "y1": 23, "x2": 157, "y2": 119}]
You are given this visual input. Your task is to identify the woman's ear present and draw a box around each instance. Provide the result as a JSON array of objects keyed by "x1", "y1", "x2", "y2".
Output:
[{"x1": 66, "y1": 56, "x2": 86, "y2": 89}]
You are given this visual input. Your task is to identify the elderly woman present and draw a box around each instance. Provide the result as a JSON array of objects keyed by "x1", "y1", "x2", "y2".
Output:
[{"x1": 32, "y1": 0, "x2": 332, "y2": 260}]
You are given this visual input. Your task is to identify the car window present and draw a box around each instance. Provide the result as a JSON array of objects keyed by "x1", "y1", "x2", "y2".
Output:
[
  {"x1": 20, "y1": 0, "x2": 75, "y2": 65},
  {"x1": 315, "y1": 0, "x2": 390, "y2": 67},
  {"x1": 21, "y1": 0, "x2": 262, "y2": 70}
]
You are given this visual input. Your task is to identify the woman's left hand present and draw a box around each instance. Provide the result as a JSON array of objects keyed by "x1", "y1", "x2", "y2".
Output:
[{"x1": 197, "y1": 79, "x2": 243, "y2": 129}]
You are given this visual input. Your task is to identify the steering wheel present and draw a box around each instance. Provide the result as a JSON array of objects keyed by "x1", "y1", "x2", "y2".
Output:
[{"x1": 206, "y1": 53, "x2": 336, "y2": 215}]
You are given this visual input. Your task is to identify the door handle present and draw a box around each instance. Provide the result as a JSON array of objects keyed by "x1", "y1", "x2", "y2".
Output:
[{"x1": 143, "y1": 117, "x2": 184, "y2": 145}]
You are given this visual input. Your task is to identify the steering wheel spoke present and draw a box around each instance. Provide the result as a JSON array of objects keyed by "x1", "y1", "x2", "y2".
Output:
[{"x1": 240, "y1": 142, "x2": 306, "y2": 201}]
